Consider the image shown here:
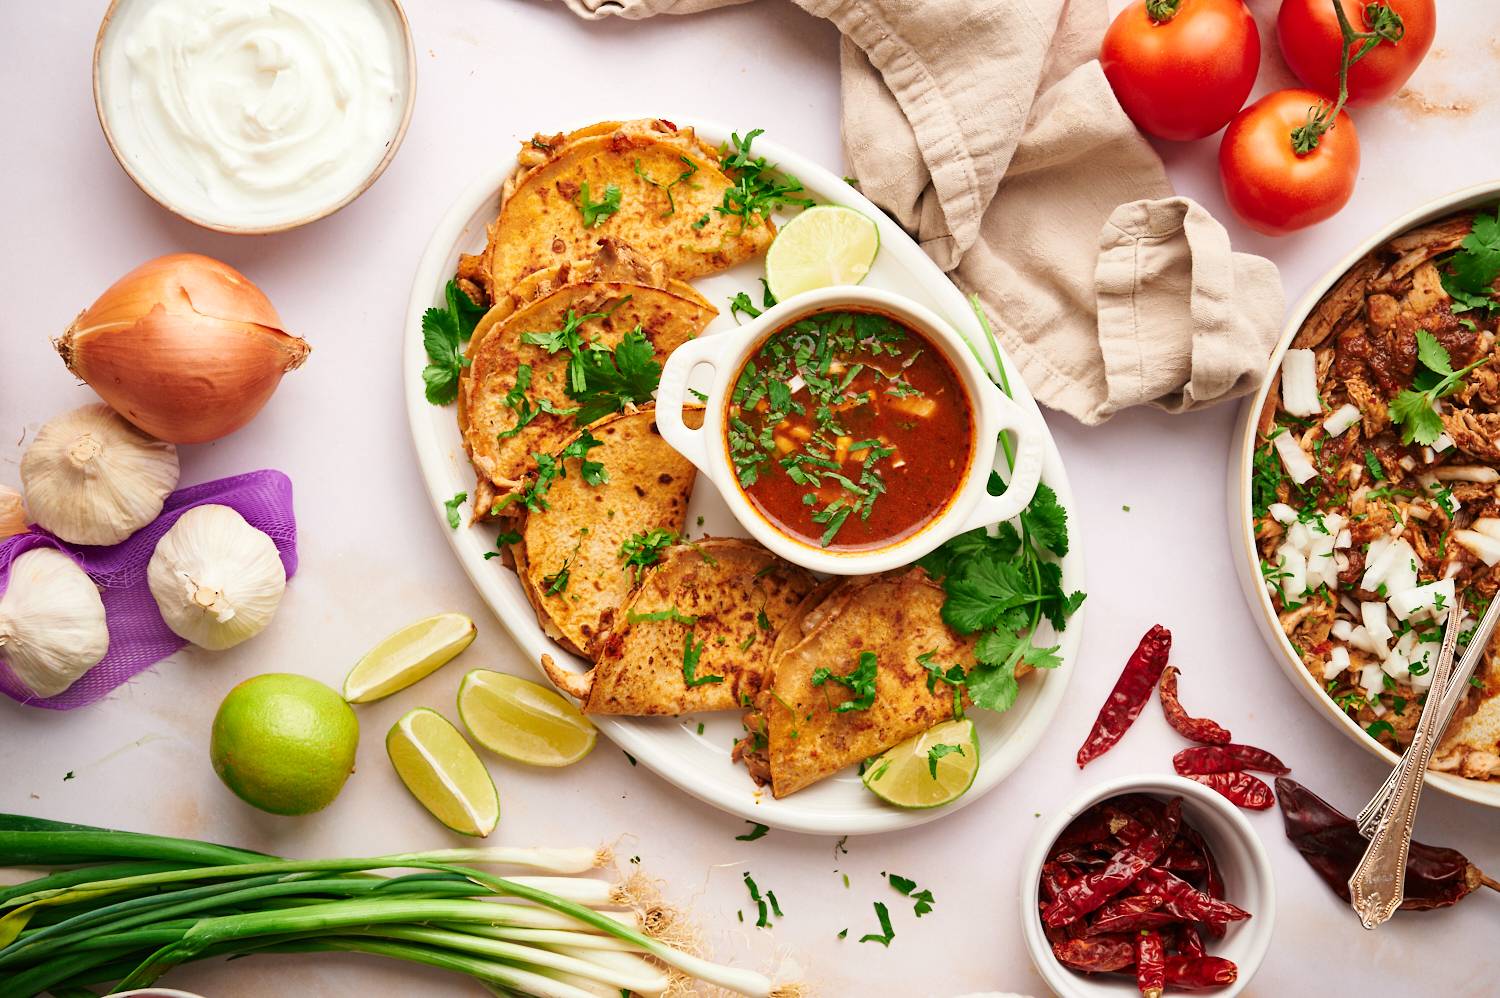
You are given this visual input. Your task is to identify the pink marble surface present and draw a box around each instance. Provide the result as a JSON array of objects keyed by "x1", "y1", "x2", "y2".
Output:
[{"x1": 2, "y1": 1, "x2": 1498, "y2": 995}]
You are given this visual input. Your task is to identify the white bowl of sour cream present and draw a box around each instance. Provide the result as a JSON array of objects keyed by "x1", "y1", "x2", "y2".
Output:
[{"x1": 93, "y1": 0, "x2": 416, "y2": 234}]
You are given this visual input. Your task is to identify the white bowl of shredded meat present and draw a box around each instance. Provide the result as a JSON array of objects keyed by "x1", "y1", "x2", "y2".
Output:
[{"x1": 1231, "y1": 181, "x2": 1500, "y2": 809}]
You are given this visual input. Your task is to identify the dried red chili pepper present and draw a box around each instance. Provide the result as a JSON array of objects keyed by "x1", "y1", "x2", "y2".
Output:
[
  {"x1": 1077, "y1": 624, "x2": 1172, "y2": 767},
  {"x1": 1173, "y1": 744, "x2": 1289, "y2": 776},
  {"x1": 1274, "y1": 777, "x2": 1495, "y2": 910},
  {"x1": 1184, "y1": 771, "x2": 1275, "y2": 810},
  {"x1": 1158, "y1": 840, "x2": 1207, "y2": 874},
  {"x1": 1052, "y1": 935, "x2": 1135, "y2": 973},
  {"x1": 1044, "y1": 799, "x2": 1181, "y2": 927},
  {"x1": 1178, "y1": 924, "x2": 1206, "y2": 959},
  {"x1": 1163, "y1": 955, "x2": 1238, "y2": 989},
  {"x1": 1086, "y1": 894, "x2": 1169, "y2": 935},
  {"x1": 1137, "y1": 867, "x2": 1251, "y2": 926},
  {"x1": 1052, "y1": 810, "x2": 1122, "y2": 852},
  {"x1": 1158, "y1": 665, "x2": 1232, "y2": 744},
  {"x1": 1135, "y1": 929, "x2": 1166, "y2": 998}
]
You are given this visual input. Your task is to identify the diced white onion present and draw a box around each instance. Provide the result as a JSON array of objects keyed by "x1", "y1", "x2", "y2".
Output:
[
  {"x1": 1398, "y1": 455, "x2": 1418, "y2": 472},
  {"x1": 1269, "y1": 503, "x2": 1298, "y2": 525},
  {"x1": 1435, "y1": 465, "x2": 1500, "y2": 483},
  {"x1": 1360, "y1": 664, "x2": 1385, "y2": 699},
  {"x1": 1335, "y1": 529, "x2": 1352, "y2": 549},
  {"x1": 1422, "y1": 447, "x2": 1437, "y2": 465},
  {"x1": 1416, "y1": 473, "x2": 1441, "y2": 495},
  {"x1": 1323, "y1": 403, "x2": 1361, "y2": 437},
  {"x1": 1387, "y1": 579, "x2": 1457, "y2": 621},
  {"x1": 1443, "y1": 561, "x2": 1465, "y2": 580},
  {"x1": 1334, "y1": 552, "x2": 1350, "y2": 573},
  {"x1": 1473, "y1": 518, "x2": 1500, "y2": 541},
  {"x1": 1331, "y1": 618, "x2": 1354, "y2": 641},
  {"x1": 1432, "y1": 433, "x2": 1454, "y2": 453},
  {"x1": 1361, "y1": 537, "x2": 1415, "y2": 594},
  {"x1": 1278, "y1": 545, "x2": 1308, "y2": 599},
  {"x1": 1281, "y1": 349, "x2": 1323, "y2": 417},
  {"x1": 1361, "y1": 601, "x2": 1393, "y2": 645},
  {"x1": 1370, "y1": 699, "x2": 1387, "y2": 717},
  {"x1": 1407, "y1": 505, "x2": 1432, "y2": 522},
  {"x1": 1348, "y1": 625, "x2": 1380, "y2": 657},
  {"x1": 1340, "y1": 595, "x2": 1362, "y2": 617},
  {"x1": 1349, "y1": 465, "x2": 1364, "y2": 487},
  {"x1": 1323, "y1": 645, "x2": 1351, "y2": 681},
  {"x1": 1381, "y1": 650, "x2": 1410, "y2": 681},
  {"x1": 1454, "y1": 530, "x2": 1500, "y2": 567},
  {"x1": 1273, "y1": 431, "x2": 1318, "y2": 485}
]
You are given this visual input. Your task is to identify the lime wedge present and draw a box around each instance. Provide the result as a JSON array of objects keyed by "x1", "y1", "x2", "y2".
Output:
[
  {"x1": 862, "y1": 718, "x2": 979, "y2": 809},
  {"x1": 458, "y1": 669, "x2": 597, "y2": 767},
  {"x1": 343, "y1": 613, "x2": 476, "y2": 703},
  {"x1": 764, "y1": 204, "x2": 880, "y2": 301},
  {"x1": 386, "y1": 707, "x2": 499, "y2": 837}
]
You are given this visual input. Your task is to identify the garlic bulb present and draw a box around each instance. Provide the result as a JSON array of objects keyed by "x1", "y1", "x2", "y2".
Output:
[
  {"x1": 148, "y1": 505, "x2": 285, "y2": 650},
  {"x1": 0, "y1": 548, "x2": 109, "y2": 697},
  {"x1": 21, "y1": 404, "x2": 179, "y2": 546},
  {"x1": 0, "y1": 486, "x2": 27, "y2": 539}
]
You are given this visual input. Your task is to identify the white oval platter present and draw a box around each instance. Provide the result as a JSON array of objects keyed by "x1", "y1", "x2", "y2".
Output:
[{"x1": 403, "y1": 119, "x2": 1086, "y2": 835}]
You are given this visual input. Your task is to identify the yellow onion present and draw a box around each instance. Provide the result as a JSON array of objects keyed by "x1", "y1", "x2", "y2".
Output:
[
  {"x1": 55, "y1": 254, "x2": 310, "y2": 444},
  {"x1": 0, "y1": 486, "x2": 27, "y2": 539}
]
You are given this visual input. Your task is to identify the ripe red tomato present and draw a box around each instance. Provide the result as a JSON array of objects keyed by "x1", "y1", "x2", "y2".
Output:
[
  {"x1": 1218, "y1": 89, "x2": 1360, "y2": 235},
  {"x1": 1277, "y1": 0, "x2": 1436, "y2": 105},
  {"x1": 1100, "y1": 0, "x2": 1260, "y2": 142}
]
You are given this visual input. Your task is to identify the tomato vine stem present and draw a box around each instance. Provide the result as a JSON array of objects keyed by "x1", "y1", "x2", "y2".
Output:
[
  {"x1": 1289, "y1": 1, "x2": 1406, "y2": 155},
  {"x1": 1144, "y1": 0, "x2": 1183, "y2": 23}
]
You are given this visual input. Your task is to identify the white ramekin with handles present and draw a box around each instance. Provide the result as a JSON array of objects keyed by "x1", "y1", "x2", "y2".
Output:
[{"x1": 655, "y1": 285, "x2": 1046, "y2": 575}]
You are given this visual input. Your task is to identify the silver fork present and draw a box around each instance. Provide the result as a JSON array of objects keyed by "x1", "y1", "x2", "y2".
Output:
[
  {"x1": 1355, "y1": 593, "x2": 1500, "y2": 838},
  {"x1": 1347, "y1": 604, "x2": 1467, "y2": 929}
]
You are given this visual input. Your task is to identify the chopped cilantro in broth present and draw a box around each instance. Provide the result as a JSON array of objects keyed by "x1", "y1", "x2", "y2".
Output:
[{"x1": 726, "y1": 310, "x2": 972, "y2": 549}]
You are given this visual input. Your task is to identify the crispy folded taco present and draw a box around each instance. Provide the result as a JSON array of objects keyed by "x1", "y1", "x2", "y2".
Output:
[
  {"x1": 571, "y1": 538, "x2": 817, "y2": 716},
  {"x1": 511, "y1": 406, "x2": 696, "y2": 659},
  {"x1": 745, "y1": 568, "x2": 1035, "y2": 798},
  {"x1": 459, "y1": 245, "x2": 715, "y2": 516},
  {"x1": 460, "y1": 119, "x2": 774, "y2": 301}
]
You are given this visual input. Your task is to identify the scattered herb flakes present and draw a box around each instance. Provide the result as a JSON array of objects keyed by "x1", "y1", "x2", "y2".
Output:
[
  {"x1": 681, "y1": 630, "x2": 723, "y2": 688},
  {"x1": 742, "y1": 871, "x2": 780, "y2": 927},
  {"x1": 503, "y1": 431, "x2": 607, "y2": 514},
  {"x1": 1364, "y1": 448, "x2": 1386, "y2": 482},
  {"x1": 623, "y1": 752, "x2": 637, "y2": 767},
  {"x1": 541, "y1": 561, "x2": 571, "y2": 595},
  {"x1": 1121, "y1": 504, "x2": 1131, "y2": 513},
  {"x1": 842, "y1": 873, "x2": 850, "y2": 888},
  {"x1": 421, "y1": 281, "x2": 486, "y2": 405},
  {"x1": 619, "y1": 528, "x2": 677, "y2": 581},
  {"x1": 629, "y1": 855, "x2": 641, "y2": 865},
  {"x1": 834, "y1": 835, "x2": 849, "y2": 857},
  {"x1": 696, "y1": 721, "x2": 705, "y2": 735},
  {"x1": 62, "y1": 771, "x2": 74, "y2": 782},
  {"x1": 1388, "y1": 330, "x2": 1490, "y2": 445},
  {"x1": 858, "y1": 901, "x2": 895, "y2": 946},
  {"x1": 811, "y1": 651, "x2": 878, "y2": 712},
  {"x1": 887, "y1": 873, "x2": 935, "y2": 917},
  {"x1": 577, "y1": 180, "x2": 622, "y2": 228},
  {"x1": 735, "y1": 821, "x2": 770, "y2": 842},
  {"x1": 626, "y1": 607, "x2": 698, "y2": 626},
  {"x1": 838, "y1": 928, "x2": 849, "y2": 939},
  {"x1": 442, "y1": 491, "x2": 467, "y2": 530},
  {"x1": 634, "y1": 155, "x2": 699, "y2": 217}
]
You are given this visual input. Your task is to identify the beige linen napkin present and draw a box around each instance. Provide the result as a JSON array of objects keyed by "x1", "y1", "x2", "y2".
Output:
[{"x1": 553, "y1": 0, "x2": 1284, "y2": 424}]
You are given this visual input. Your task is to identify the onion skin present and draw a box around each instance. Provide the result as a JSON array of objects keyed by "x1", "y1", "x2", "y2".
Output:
[{"x1": 55, "y1": 253, "x2": 310, "y2": 444}]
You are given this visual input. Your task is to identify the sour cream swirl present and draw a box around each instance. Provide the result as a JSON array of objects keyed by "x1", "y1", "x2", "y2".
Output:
[{"x1": 103, "y1": 0, "x2": 407, "y2": 229}]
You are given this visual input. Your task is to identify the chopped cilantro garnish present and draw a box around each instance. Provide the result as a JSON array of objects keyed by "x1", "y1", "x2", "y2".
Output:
[
  {"x1": 736, "y1": 822, "x2": 769, "y2": 842},
  {"x1": 858, "y1": 901, "x2": 895, "y2": 946},
  {"x1": 887, "y1": 873, "x2": 934, "y2": 917},
  {"x1": 567, "y1": 327, "x2": 662, "y2": 424},
  {"x1": 681, "y1": 630, "x2": 722, "y2": 687},
  {"x1": 627, "y1": 607, "x2": 698, "y2": 626},
  {"x1": 576, "y1": 181, "x2": 622, "y2": 228},
  {"x1": 716, "y1": 129, "x2": 816, "y2": 231},
  {"x1": 442, "y1": 491, "x2": 467, "y2": 529},
  {"x1": 634, "y1": 155, "x2": 698, "y2": 217},
  {"x1": 925, "y1": 742, "x2": 965, "y2": 780},
  {"x1": 619, "y1": 528, "x2": 676, "y2": 580},
  {"x1": 811, "y1": 651, "x2": 878, "y2": 712},
  {"x1": 1440, "y1": 206, "x2": 1500, "y2": 314},
  {"x1": 501, "y1": 431, "x2": 606, "y2": 514}
]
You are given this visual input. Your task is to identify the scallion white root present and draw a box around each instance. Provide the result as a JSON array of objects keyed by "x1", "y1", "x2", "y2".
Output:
[
  {"x1": 402, "y1": 847, "x2": 605, "y2": 875},
  {"x1": 503, "y1": 877, "x2": 616, "y2": 906}
]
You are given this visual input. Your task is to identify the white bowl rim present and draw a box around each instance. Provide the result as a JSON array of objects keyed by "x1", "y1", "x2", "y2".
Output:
[
  {"x1": 1228, "y1": 180, "x2": 1500, "y2": 809},
  {"x1": 90, "y1": 0, "x2": 418, "y2": 236},
  {"x1": 654, "y1": 283, "x2": 1047, "y2": 575},
  {"x1": 1017, "y1": 773, "x2": 1276, "y2": 998}
]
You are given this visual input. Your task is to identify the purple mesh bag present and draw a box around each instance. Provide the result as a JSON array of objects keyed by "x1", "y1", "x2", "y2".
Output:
[{"x1": 0, "y1": 469, "x2": 297, "y2": 710}]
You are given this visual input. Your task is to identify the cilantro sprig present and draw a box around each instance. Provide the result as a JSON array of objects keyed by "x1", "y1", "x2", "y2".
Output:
[
  {"x1": 422, "y1": 281, "x2": 487, "y2": 405},
  {"x1": 1440, "y1": 206, "x2": 1500, "y2": 314},
  {"x1": 634, "y1": 156, "x2": 698, "y2": 218},
  {"x1": 569, "y1": 328, "x2": 663, "y2": 424},
  {"x1": 682, "y1": 630, "x2": 722, "y2": 688},
  {"x1": 499, "y1": 430, "x2": 606, "y2": 515},
  {"x1": 619, "y1": 528, "x2": 677, "y2": 581},
  {"x1": 858, "y1": 901, "x2": 895, "y2": 946},
  {"x1": 911, "y1": 299, "x2": 1086, "y2": 714},
  {"x1": 1387, "y1": 329, "x2": 1489, "y2": 445}
]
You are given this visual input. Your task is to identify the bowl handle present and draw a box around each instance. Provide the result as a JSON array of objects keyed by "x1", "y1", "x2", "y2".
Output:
[
  {"x1": 655, "y1": 335, "x2": 724, "y2": 475},
  {"x1": 957, "y1": 387, "x2": 1047, "y2": 532}
]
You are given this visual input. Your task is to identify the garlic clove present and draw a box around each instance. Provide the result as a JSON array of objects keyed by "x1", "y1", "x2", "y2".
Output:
[
  {"x1": 0, "y1": 548, "x2": 109, "y2": 698},
  {"x1": 148, "y1": 504, "x2": 285, "y2": 650},
  {"x1": 20, "y1": 404, "x2": 179, "y2": 546},
  {"x1": 0, "y1": 486, "x2": 27, "y2": 539}
]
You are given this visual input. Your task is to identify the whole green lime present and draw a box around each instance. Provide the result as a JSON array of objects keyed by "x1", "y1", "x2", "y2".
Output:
[{"x1": 210, "y1": 673, "x2": 360, "y2": 816}]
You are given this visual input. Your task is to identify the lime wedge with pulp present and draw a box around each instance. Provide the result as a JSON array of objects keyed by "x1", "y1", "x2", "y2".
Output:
[
  {"x1": 387, "y1": 707, "x2": 499, "y2": 836},
  {"x1": 862, "y1": 717, "x2": 979, "y2": 809},
  {"x1": 343, "y1": 613, "x2": 476, "y2": 703},
  {"x1": 458, "y1": 669, "x2": 597, "y2": 767},
  {"x1": 764, "y1": 204, "x2": 880, "y2": 301}
]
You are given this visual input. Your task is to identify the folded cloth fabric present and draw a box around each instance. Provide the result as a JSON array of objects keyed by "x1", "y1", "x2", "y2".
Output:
[
  {"x1": 551, "y1": 0, "x2": 1284, "y2": 424},
  {"x1": 0, "y1": 470, "x2": 298, "y2": 710}
]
